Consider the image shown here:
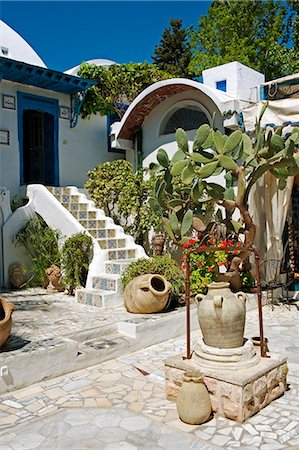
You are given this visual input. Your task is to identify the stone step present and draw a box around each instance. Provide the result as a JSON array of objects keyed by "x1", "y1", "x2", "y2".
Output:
[
  {"x1": 79, "y1": 219, "x2": 109, "y2": 229},
  {"x1": 89, "y1": 228, "x2": 116, "y2": 239},
  {"x1": 76, "y1": 288, "x2": 123, "y2": 308},
  {"x1": 91, "y1": 274, "x2": 122, "y2": 292}
]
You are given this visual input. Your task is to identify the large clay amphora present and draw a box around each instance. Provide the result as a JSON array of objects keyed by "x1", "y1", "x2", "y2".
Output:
[
  {"x1": 176, "y1": 370, "x2": 212, "y2": 425},
  {"x1": 195, "y1": 281, "x2": 246, "y2": 349},
  {"x1": 124, "y1": 274, "x2": 171, "y2": 313},
  {"x1": 0, "y1": 298, "x2": 15, "y2": 348}
]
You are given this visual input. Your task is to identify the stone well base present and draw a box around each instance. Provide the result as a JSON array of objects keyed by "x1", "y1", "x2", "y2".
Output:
[{"x1": 165, "y1": 353, "x2": 288, "y2": 422}]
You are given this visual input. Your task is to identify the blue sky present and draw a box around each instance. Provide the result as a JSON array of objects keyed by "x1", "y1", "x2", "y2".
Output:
[{"x1": 1, "y1": 1, "x2": 211, "y2": 72}]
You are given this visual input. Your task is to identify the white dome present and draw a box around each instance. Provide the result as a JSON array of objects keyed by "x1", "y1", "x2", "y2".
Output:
[
  {"x1": 0, "y1": 20, "x2": 46, "y2": 67},
  {"x1": 64, "y1": 58, "x2": 117, "y2": 76}
]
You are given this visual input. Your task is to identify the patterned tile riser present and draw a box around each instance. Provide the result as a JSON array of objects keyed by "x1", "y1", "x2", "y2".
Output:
[
  {"x1": 97, "y1": 239, "x2": 126, "y2": 250},
  {"x1": 91, "y1": 277, "x2": 117, "y2": 291},
  {"x1": 108, "y1": 249, "x2": 136, "y2": 260},
  {"x1": 76, "y1": 289, "x2": 104, "y2": 308},
  {"x1": 105, "y1": 262, "x2": 129, "y2": 275}
]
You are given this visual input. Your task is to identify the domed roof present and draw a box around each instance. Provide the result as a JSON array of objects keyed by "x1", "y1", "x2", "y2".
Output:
[
  {"x1": 64, "y1": 58, "x2": 117, "y2": 76},
  {"x1": 0, "y1": 20, "x2": 46, "y2": 67}
]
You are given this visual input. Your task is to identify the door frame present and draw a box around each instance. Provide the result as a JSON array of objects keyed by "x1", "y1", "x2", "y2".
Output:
[{"x1": 17, "y1": 92, "x2": 59, "y2": 186}]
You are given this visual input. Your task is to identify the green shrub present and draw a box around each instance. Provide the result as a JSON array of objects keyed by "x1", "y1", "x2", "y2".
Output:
[
  {"x1": 13, "y1": 215, "x2": 61, "y2": 287},
  {"x1": 121, "y1": 254, "x2": 185, "y2": 302},
  {"x1": 61, "y1": 232, "x2": 93, "y2": 295},
  {"x1": 84, "y1": 160, "x2": 161, "y2": 244}
]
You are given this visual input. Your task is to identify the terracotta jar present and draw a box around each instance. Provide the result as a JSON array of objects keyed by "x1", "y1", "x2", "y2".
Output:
[
  {"x1": 46, "y1": 265, "x2": 62, "y2": 292},
  {"x1": 124, "y1": 274, "x2": 171, "y2": 313},
  {"x1": 195, "y1": 281, "x2": 246, "y2": 349},
  {"x1": 0, "y1": 298, "x2": 15, "y2": 348},
  {"x1": 9, "y1": 264, "x2": 24, "y2": 289},
  {"x1": 152, "y1": 232, "x2": 166, "y2": 256},
  {"x1": 176, "y1": 370, "x2": 212, "y2": 425}
]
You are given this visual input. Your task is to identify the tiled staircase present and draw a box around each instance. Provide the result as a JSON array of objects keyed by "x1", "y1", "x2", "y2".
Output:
[{"x1": 47, "y1": 186, "x2": 147, "y2": 308}]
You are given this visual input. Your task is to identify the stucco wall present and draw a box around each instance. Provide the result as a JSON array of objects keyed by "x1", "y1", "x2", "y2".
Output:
[
  {"x1": 141, "y1": 90, "x2": 224, "y2": 164},
  {"x1": 202, "y1": 62, "x2": 265, "y2": 102},
  {"x1": 0, "y1": 80, "x2": 123, "y2": 196}
]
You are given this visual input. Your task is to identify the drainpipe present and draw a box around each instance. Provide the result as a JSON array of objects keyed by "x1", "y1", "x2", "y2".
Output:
[{"x1": 134, "y1": 127, "x2": 143, "y2": 170}]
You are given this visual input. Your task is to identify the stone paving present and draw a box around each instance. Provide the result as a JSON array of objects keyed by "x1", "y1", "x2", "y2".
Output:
[{"x1": 0, "y1": 290, "x2": 298, "y2": 449}]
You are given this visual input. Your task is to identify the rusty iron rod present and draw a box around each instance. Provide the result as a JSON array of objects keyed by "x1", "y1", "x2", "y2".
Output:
[
  {"x1": 252, "y1": 246, "x2": 267, "y2": 357},
  {"x1": 185, "y1": 252, "x2": 191, "y2": 359}
]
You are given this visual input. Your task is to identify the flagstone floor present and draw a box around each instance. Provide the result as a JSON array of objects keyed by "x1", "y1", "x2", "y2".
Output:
[{"x1": 0, "y1": 291, "x2": 298, "y2": 449}]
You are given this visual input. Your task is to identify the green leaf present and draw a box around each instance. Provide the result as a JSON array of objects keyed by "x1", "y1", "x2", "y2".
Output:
[
  {"x1": 250, "y1": 163, "x2": 269, "y2": 184},
  {"x1": 171, "y1": 160, "x2": 188, "y2": 176},
  {"x1": 169, "y1": 211, "x2": 180, "y2": 235},
  {"x1": 148, "y1": 197, "x2": 162, "y2": 213},
  {"x1": 207, "y1": 183, "x2": 225, "y2": 199},
  {"x1": 162, "y1": 217, "x2": 175, "y2": 240},
  {"x1": 176, "y1": 128, "x2": 189, "y2": 153},
  {"x1": 224, "y1": 187, "x2": 235, "y2": 201},
  {"x1": 181, "y1": 209, "x2": 193, "y2": 236},
  {"x1": 213, "y1": 130, "x2": 224, "y2": 154},
  {"x1": 258, "y1": 101, "x2": 268, "y2": 121},
  {"x1": 168, "y1": 199, "x2": 185, "y2": 208},
  {"x1": 191, "y1": 180, "x2": 204, "y2": 201},
  {"x1": 223, "y1": 130, "x2": 242, "y2": 154},
  {"x1": 181, "y1": 163, "x2": 195, "y2": 185},
  {"x1": 270, "y1": 134, "x2": 285, "y2": 154},
  {"x1": 198, "y1": 160, "x2": 219, "y2": 179},
  {"x1": 156, "y1": 180, "x2": 166, "y2": 201},
  {"x1": 190, "y1": 152, "x2": 213, "y2": 163},
  {"x1": 149, "y1": 162, "x2": 163, "y2": 173},
  {"x1": 193, "y1": 124, "x2": 211, "y2": 150},
  {"x1": 218, "y1": 155, "x2": 238, "y2": 170},
  {"x1": 157, "y1": 148, "x2": 170, "y2": 168},
  {"x1": 201, "y1": 131, "x2": 214, "y2": 149},
  {"x1": 171, "y1": 149, "x2": 186, "y2": 165},
  {"x1": 278, "y1": 178, "x2": 287, "y2": 190}
]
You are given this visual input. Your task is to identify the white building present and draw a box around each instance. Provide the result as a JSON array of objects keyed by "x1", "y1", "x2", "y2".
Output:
[{"x1": 0, "y1": 21, "x2": 122, "y2": 197}]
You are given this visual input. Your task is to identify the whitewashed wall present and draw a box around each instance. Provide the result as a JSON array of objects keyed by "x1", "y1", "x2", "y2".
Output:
[
  {"x1": 0, "y1": 80, "x2": 123, "y2": 196},
  {"x1": 202, "y1": 62, "x2": 265, "y2": 103}
]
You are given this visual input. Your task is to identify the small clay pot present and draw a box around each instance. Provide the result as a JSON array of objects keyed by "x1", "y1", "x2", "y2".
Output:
[
  {"x1": 176, "y1": 370, "x2": 212, "y2": 425},
  {"x1": 9, "y1": 264, "x2": 24, "y2": 289},
  {"x1": 0, "y1": 298, "x2": 15, "y2": 348},
  {"x1": 46, "y1": 265, "x2": 62, "y2": 292},
  {"x1": 152, "y1": 232, "x2": 166, "y2": 256}
]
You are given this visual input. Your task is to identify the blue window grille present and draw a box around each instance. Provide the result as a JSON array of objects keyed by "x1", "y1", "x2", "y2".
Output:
[
  {"x1": 216, "y1": 80, "x2": 227, "y2": 92},
  {"x1": 107, "y1": 105, "x2": 128, "y2": 154}
]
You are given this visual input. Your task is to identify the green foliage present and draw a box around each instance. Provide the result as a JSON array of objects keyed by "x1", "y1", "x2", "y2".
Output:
[
  {"x1": 85, "y1": 160, "x2": 161, "y2": 243},
  {"x1": 189, "y1": 0, "x2": 299, "y2": 80},
  {"x1": 150, "y1": 119, "x2": 299, "y2": 244},
  {"x1": 10, "y1": 195, "x2": 23, "y2": 212},
  {"x1": 61, "y1": 233, "x2": 93, "y2": 295},
  {"x1": 152, "y1": 18, "x2": 194, "y2": 78},
  {"x1": 239, "y1": 269, "x2": 256, "y2": 293},
  {"x1": 14, "y1": 215, "x2": 61, "y2": 287},
  {"x1": 78, "y1": 62, "x2": 172, "y2": 119},
  {"x1": 121, "y1": 255, "x2": 185, "y2": 301},
  {"x1": 187, "y1": 250, "x2": 228, "y2": 295}
]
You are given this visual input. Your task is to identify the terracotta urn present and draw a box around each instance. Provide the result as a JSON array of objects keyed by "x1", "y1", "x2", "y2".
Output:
[
  {"x1": 9, "y1": 264, "x2": 24, "y2": 289},
  {"x1": 46, "y1": 265, "x2": 62, "y2": 293},
  {"x1": 124, "y1": 274, "x2": 171, "y2": 313},
  {"x1": 176, "y1": 370, "x2": 212, "y2": 425},
  {"x1": 0, "y1": 298, "x2": 15, "y2": 348},
  {"x1": 152, "y1": 232, "x2": 166, "y2": 256},
  {"x1": 195, "y1": 281, "x2": 246, "y2": 349}
]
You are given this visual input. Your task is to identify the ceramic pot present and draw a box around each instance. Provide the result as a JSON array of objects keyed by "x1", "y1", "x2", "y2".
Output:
[
  {"x1": 195, "y1": 281, "x2": 246, "y2": 349},
  {"x1": 152, "y1": 232, "x2": 166, "y2": 256},
  {"x1": 9, "y1": 264, "x2": 24, "y2": 289},
  {"x1": 46, "y1": 265, "x2": 62, "y2": 293},
  {"x1": 124, "y1": 274, "x2": 171, "y2": 313},
  {"x1": 0, "y1": 298, "x2": 15, "y2": 348},
  {"x1": 176, "y1": 370, "x2": 212, "y2": 425}
]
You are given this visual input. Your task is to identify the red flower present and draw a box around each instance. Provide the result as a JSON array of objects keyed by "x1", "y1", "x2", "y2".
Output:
[
  {"x1": 218, "y1": 261, "x2": 224, "y2": 266},
  {"x1": 237, "y1": 242, "x2": 241, "y2": 247},
  {"x1": 196, "y1": 233, "x2": 201, "y2": 238},
  {"x1": 227, "y1": 239, "x2": 233, "y2": 245},
  {"x1": 208, "y1": 239, "x2": 215, "y2": 244},
  {"x1": 198, "y1": 262, "x2": 203, "y2": 267},
  {"x1": 199, "y1": 245, "x2": 207, "y2": 249},
  {"x1": 183, "y1": 243, "x2": 189, "y2": 249},
  {"x1": 189, "y1": 239, "x2": 196, "y2": 245},
  {"x1": 182, "y1": 263, "x2": 187, "y2": 269},
  {"x1": 234, "y1": 250, "x2": 240, "y2": 254},
  {"x1": 208, "y1": 267, "x2": 213, "y2": 272},
  {"x1": 220, "y1": 240, "x2": 227, "y2": 248},
  {"x1": 180, "y1": 256, "x2": 185, "y2": 262}
]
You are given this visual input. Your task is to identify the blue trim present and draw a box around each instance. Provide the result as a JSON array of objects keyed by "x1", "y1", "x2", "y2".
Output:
[
  {"x1": 259, "y1": 85, "x2": 267, "y2": 100},
  {"x1": 107, "y1": 108, "x2": 127, "y2": 154},
  {"x1": 17, "y1": 92, "x2": 59, "y2": 186},
  {"x1": 1, "y1": 57, "x2": 95, "y2": 95},
  {"x1": 216, "y1": 80, "x2": 227, "y2": 92}
]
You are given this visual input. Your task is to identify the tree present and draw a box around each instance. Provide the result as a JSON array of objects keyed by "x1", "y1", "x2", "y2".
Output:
[
  {"x1": 152, "y1": 18, "x2": 194, "y2": 78},
  {"x1": 149, "y1": 108, "x2": 299, "y2": 290},
  {"x1": 189, "y1": 0, "x2": 299, "y2": 80},
  {"x1": 78, "y1": 62, "x2": 172, "y2": 119}
]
